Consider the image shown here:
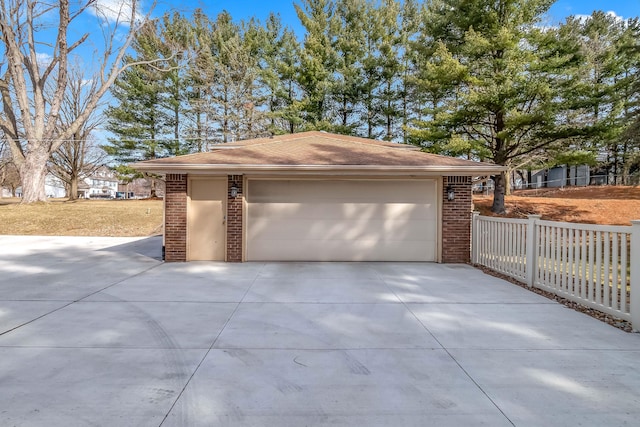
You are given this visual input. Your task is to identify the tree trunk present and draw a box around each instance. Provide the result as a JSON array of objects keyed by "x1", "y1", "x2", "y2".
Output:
[
  {"x1": 19, "y1": 151, "x2": 49, "y2": 203},
  {"x1": 491, "y1": 171, "x2": 507, "y2": 214},
  {"x1": 69, "y1": 175, "x2": 79, "y2": 201},
  {"x1": 342, "y1": 95, "x2": 348, "y2": 128},
  {"x1": 386, "y1": 80, "x2": 392, "y2": 140}
]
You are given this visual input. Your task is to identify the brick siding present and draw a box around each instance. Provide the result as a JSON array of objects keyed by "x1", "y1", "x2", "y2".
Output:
[
  {"x1": 226, "y1": 175, "x2": 243, "y2": 262},
  {"x1": 164, "y1": 174, "x2": 187, "y2": 262},
  {"x1": 441, "y1": 176, "x2": 472, "y2": 263}
]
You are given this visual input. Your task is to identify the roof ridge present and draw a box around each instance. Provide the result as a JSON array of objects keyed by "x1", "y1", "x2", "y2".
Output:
[
  {"x1": 221, "y1": 131, "x2": 323, "y2": 148},
  {"x1": 311, "y1": 132, "x2": 417, "y2": 149},
  {"x1": 318, "y1": 134, "x2": 406, "y2": 150}
]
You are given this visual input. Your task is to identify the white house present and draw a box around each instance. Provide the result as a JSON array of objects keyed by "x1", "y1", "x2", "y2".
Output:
[
  {"x1": 85, "y1": 165, "x2": 118, "y2": 198},
  {"x1": 45, "y1": 174, "x2": 67, "y2": 198}
]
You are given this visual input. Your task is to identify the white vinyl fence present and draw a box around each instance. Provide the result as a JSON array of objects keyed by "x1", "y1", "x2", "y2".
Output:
[{"x1": 472, "y1": 213, "x2": 640, "y2": 331}]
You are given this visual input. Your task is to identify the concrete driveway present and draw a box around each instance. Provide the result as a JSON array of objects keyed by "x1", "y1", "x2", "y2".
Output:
[{"x1": 1, "y1": 236, "x2": 640, "y2": 427}]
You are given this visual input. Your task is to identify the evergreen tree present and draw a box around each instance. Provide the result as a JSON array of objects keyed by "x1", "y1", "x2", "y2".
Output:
[
  {"x1": 619, "y1": 18, "x2": 640, "y2": 183},
  {"x1": 376, "y1": 0, "x2": 404, "y2": 141},
  {"x1": 104, "y1": 14, "x2": 194, "y2": 196},
  {"x1": 358, "y1": 0, "x2": 384, "y2": 139},
  {"x1": 104, "y1": 14, "x2": 193, "y2": 163},
  {"x1": 397, "y1": 0, "x2": 421, "y2": 143},
  {"x1": 295, "y1": 0, "x2": 340, "y2": 129},
  {"x1": 187, "y1": 10, "x2": 220, "y2": 150},
  {"x1": 258, "y1": 14, "x2": 304, "y2": 134},
  {"x1": 409, "y1": 0, "x2": 581, "y2": 213},
  {"x1": 332, "y1": 0, "x2": 367, "y2": 135},
  {"x1": 553, "y1": 13, "x2": 640, "y2": 184},
  {"x1": 190, "y1": 12, "x2": 268, "y2": 143},
  {"x1": 603, "y1": 16, "x2": 640, "y2": 184}
]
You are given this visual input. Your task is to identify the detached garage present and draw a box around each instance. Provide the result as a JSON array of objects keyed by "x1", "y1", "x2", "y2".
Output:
[{"x1": 133, "y1": 131, "x2": 503, "y2": 263}]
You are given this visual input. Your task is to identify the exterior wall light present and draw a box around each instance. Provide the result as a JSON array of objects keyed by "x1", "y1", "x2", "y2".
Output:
[
  {"x1": 230, "y1": 185, "x2": 239, "y2": 198},
  {"x1": 447, "y1": 184, "x2": 455, "y2": 201}
]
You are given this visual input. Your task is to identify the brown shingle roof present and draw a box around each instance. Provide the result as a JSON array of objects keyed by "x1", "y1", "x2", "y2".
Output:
[{"x1": 133, "y1": 131, "x2": 503, "y2": 174}]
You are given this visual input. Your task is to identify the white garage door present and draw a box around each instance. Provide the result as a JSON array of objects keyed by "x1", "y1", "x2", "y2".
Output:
[{"x1": 246, "y1": 179, "x2": 438, "y2": 261}]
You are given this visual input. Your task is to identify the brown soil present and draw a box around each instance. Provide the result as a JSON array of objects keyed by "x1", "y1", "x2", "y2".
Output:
[
  {"x1": 473, "y1": 186, "x2": 640, "y2": 225},
  {"x1": 0, "y1": 198, "x2": 163, "y2": 236}
]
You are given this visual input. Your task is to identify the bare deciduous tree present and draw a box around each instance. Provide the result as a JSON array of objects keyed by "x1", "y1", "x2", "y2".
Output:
[
  {"x1": 48, "y1": 64, "x2": 105, "y2": 200},
  {"x1": 0, "y1": 140, "x2": 20, "y2": 196},
  {"x1": 0, "y1": 0, "x2": 155, "y2": 203}
]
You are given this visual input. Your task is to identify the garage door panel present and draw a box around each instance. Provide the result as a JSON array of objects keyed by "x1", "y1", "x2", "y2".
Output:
[
  {"x1": 249, "y1": 218, "x2": 436, "y2": 241},
  {"x1": 248, "y1": 239, "x2": 435, "y2": 262},
  {"x1": 250, "y1": 180, "x2": 435, "y2": 204},
  {"x1": 249, "y1": 203, "x2": 435, "y2": 221},
  {"x1": 247, "y1": 179, "x2": 438, "y2": 262}
]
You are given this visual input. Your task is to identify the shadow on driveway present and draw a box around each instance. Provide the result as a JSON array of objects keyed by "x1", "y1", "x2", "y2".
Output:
[{"x1": 99, "y1": 235, "x2": 163, "y2": 260}]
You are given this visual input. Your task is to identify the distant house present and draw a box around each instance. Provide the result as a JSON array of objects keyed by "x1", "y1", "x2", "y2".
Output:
[
  {"x1": 117, "y1": 178, "x2": 165, "y2": 199},
  {"x1": 85, "y1": 166, "x2": 118, "y2": 198},
  {"x1": 529, "y1": 165, "x2": 590, "y2": 189},
  {"x1": 3, "y1": 166, "x2": 122, "y2": 199},
  {"x1": 77, "y1": 181, "x2": 91, "y2": 199},
  {"x1": 1, "y1": 187, "x2": 17, "y2": 197},
  {"x1": 45, "y1": 174, "x2": 66, "y2": 198}
]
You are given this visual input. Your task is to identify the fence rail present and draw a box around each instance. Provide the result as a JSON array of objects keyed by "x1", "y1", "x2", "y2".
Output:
[{"x1": 472, "y1": 213, "x2": 640, "y2": 330}]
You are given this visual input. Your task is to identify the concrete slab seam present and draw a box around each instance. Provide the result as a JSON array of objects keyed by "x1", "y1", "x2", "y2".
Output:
[
  {"x1": 158, "y1": 262, "x2": 267, "y2": 426},
  {"x1": 0, "y1": 262, "x2": 163, "y2": 338},
  {"x1": 375, "y1": 265, "x2": 517, "y2": 427}
]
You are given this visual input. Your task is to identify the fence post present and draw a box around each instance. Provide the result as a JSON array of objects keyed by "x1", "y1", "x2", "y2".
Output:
[
  {"x1": 471, "y1": 211, "x2": 480, "y2": 264},
  {"x1": 630, "y1": 220, "x2": 640, "y2": 332},
  {"x1": 526, "y1": 215, "x2": 541, "y2": 287}
]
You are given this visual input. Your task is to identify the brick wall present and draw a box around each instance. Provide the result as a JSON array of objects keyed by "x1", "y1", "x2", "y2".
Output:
[
  {"x1": 164, "y1": 174, "x2": 187, "y2": 262},
  {"x1": 442, "y1": 176, "x2": 472, "y2": 263},
  {"x1": 227, "y1": 175, "x2": 243, "y2": 262}
]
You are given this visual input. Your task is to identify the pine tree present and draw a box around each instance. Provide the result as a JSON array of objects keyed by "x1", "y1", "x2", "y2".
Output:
[
  {"x1": 104, "y1": 14, "x2": 193, "y2": 162},
  {"x1": 409, "y1": 0, "x2": 581, "y2": 213},
  {"x1": 397, "y1": 0, "x2": 421, "y2": 143},
  {"x1": 618, "y1": 18, "x2": 640, "y2": 183},
  {"x1": 376, "y1": 0, "x2": 404, "y2": 141},
  {"x1": 553, "y1": 13, "x2": 640, "y2": 185},
  {"x1": 295, "y1": 0, "x2": 340, "y2": 129},
  {"x1": 258, "y1": 13, "x2": 304, "y2": 134},
  {"x1": 104, "y1": 14, "x2": 194, "y2": 196},
  {"x1": 358, "y1": 0, "x2": 384, "y2": 139},
  {"x1": 191, "y1": 12, "x2": 268, "y2": 143},
  {"x1": 332, "y1": 0, "x2": 367, "y2": 135}
]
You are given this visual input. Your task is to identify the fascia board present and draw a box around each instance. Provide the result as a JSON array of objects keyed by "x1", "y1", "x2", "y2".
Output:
[{"x1": 131, "y1": 163, "x2": 506, "y2": 175}]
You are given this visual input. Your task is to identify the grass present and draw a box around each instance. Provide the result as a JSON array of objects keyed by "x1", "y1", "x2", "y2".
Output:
[{"x1": 0, "y1": 198, "x2": 163, "y2": 237}]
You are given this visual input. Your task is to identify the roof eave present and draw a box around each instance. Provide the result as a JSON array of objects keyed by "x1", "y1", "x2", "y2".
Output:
[{"x1": 131, "y1": 163, "x2": 506, "y2": 176}]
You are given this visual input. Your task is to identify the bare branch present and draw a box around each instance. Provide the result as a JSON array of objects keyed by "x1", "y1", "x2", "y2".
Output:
[{"x1": 0, "y1": 0, "x2": 157, "y2": 202}]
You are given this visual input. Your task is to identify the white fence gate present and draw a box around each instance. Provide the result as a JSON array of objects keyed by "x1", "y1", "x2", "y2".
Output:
[{"x1": 472, "y1": 213, "x2": 640, "y2": 331}]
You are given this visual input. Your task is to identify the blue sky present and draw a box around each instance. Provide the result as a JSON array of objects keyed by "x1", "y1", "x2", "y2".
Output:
[
  {"x1": 153, "y1": 0, "x2": 640, "y2": 30},
  {"x1": 54, "y1": 0, "x2": 640, "y2": 68},
  {"x1": 549, "y1": 1, "x2": 640, "y2": 23}
]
